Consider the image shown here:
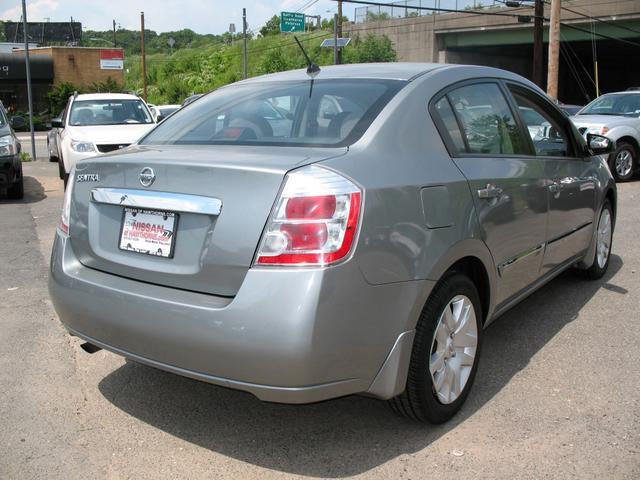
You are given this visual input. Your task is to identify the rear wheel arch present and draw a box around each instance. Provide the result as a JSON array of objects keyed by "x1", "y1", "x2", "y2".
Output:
[
  {"x1": 426, "y1": 240, "x2": 497, "y2": 325},
  {"x1": 616, "y1": 135, "x2": 639, "y2": 156},
  {"x1": 446, "y1": 256, "x2": 491, "y2": 324},
  {"x1": 605, "y1": 188, "x2": 617, "y2": 226}
]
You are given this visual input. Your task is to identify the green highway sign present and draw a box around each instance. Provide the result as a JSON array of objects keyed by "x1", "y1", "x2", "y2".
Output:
[{"x1": 280, "y1": 12, "x2": 305, "y2": 33}]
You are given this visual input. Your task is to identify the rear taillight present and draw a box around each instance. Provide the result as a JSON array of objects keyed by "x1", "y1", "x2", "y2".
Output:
[
  {"x1": 256, "y1": 165, "x2": 362, "y2": 266},
  {"x1": 59, "y1": 168, "x2": 75, "y2": 235}
]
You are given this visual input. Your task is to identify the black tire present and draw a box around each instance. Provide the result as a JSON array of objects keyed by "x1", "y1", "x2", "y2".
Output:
[
  {"x1": 49, "y1": 154, "x2": 58, "y2": 163},
  {"x1": 609, "y1": 142, "x2": 636, "y2": 182},
  {"x1": 580, "y1": 200, "x2": 613, "y2": 280},
  {"x1": 389, "y1": 273, "x2": 483, "y2": 423},
  {"x1": 7, "y1": 175, "x2": 24, "y2": 200},
  {"x1": 58, "y1": 157, "x2": 65, "y2": 180}
]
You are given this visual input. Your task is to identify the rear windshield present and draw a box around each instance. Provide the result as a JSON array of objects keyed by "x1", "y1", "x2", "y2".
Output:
[
  {"x1": 139, "y1": 79, "x2": 405, "y2": 148},
  {"x1": 69, "y1": 99, "x2": 154, "y2": 126}
]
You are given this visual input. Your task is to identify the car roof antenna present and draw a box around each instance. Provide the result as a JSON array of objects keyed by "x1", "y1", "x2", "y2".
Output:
[{"x1": 293, "y1": 36, "x2": 320, "y2": 97}]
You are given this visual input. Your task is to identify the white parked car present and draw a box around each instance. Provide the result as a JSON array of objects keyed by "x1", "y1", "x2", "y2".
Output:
[
  {"x1": 51, "y1": 93, "x2": 156, "y2": 185},
  {"x1": 571, "y1": 90, "x2": 640, "y2": 182}
]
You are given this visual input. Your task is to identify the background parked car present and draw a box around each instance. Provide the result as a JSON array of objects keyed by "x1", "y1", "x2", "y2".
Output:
[
  {"x1": 52, "y1": 92, "x2": 157, "y2": 186},
  {"x1": 0, "y1": 102, "x2": 25, "y2": 199},
  {"x1": 571, "y1": 91, "x2": 640, "y2": 181},
  {"x1": 558, "y1": 103, "x2": 583, "y2": 116},
  {"x1": 155, "y1": 104, "x2": 181, "y2": 122},
  {"x1": 47, "y1": 111, "x2": 63, "y2": 163},
  {"x1": 181, "y1": 93, "x2": 202, "y2": 107}
]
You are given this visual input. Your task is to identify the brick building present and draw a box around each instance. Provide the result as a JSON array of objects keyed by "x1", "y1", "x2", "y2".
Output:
[{"x1": 0, "y1": 46, "x2": 125, "y2": 112}]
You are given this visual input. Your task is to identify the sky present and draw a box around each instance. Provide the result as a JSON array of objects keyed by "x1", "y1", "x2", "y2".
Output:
[{"x1": 0, "y1": 0, "x2": 348, "y2": 36}]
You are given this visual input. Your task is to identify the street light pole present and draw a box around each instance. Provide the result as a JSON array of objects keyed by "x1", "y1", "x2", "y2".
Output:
[
  {"x1": 333, "y1": 14, "x2": 338, "y2": 65},
  {"x1": 21, "y1": 0, "x2": 36, "y2": 161},
  {"x1": 113, "y1": 19, "x2": 116, "y2": 47},
  {"x1": 242, "y1": 8, "x2": 248, "y2": 79},
  {"x1": 337, "y1": 0, "x2": 343, "y2": 65},
  {"x1": 140, "y1": 12, "x2": 147, "y2": 102}
]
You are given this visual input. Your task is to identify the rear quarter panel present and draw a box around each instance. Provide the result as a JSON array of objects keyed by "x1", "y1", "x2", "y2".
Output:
[{"x1": 321, "y1": 67, "x2": 500, "y2": 324}]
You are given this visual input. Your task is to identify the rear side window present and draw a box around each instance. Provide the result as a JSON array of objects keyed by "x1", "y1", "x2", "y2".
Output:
[
  {"x1": 438, "y1": 83, "x2": 528, "y2": 156},
  {"x1": 434, "y1": 97, "x2": 466, "y2": 152},
  {"x1": 140, "y1": 79, "x2": 405, "y2": 148}
]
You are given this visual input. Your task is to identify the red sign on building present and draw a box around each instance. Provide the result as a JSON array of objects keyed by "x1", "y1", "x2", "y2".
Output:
[{"x1": 100, "y1": 49, "x2": 124, "y2": 70}]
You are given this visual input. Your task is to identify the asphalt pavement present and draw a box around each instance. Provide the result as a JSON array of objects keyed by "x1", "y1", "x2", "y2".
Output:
[{"x1": 1, "y1": 160, "x2": 638, "y2": 479}]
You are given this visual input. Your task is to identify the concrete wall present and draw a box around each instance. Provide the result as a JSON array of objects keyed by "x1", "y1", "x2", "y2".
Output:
[{"x1": 25, "y1": 47, "x2": 125, "y2": 87}]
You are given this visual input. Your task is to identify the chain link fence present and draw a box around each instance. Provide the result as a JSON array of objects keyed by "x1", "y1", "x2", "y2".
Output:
[{"x1": 354, "y1": 1, "x2": 501, "y2": 23}]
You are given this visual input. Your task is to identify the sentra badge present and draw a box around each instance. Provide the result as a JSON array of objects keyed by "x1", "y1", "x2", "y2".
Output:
[{"x1": 76, "y1": 173, "x2": 100, "y2": 183}]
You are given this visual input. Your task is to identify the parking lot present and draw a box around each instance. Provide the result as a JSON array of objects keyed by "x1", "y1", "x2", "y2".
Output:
[{"x1": 1, "y1": 158, "x2": 639, "y2": 479}]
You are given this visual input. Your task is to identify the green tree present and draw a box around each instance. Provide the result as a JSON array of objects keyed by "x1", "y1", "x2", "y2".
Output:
[
  {"x1": 260, "y1": 15, "x2": 281, "y2": 36},
  {"x1": 47, "y1": 82, "x2": 83, "y2": 114},
  {"x1": 346, "y1": 34, "x2": 396, "y2": 63},
  {"x1": 320, "y1": 15, "x2": 349, "y2": 31},
  {"x1": 366, "y1": 11, "x2": 391, "y2": 21}
]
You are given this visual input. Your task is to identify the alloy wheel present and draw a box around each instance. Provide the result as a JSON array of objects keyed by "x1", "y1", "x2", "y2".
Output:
[
  {"x1": 596, "y1": 208, "x2": 612, "y2": 269},
  {"x1": 429, "y1": 295, "x2": 478, "y2": 404},
  {"x1": 615, "y1": 149, "x2": 633, "y2": 177}
]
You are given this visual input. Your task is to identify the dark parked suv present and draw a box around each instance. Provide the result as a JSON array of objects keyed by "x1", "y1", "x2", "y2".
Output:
[{"x1": 0, "y1": 103, "x2": 25, "y2": 199}]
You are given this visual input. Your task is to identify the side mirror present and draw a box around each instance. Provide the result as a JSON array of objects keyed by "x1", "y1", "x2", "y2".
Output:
[
  {"x1": 51, "y1": 117, "x2": 63, "y2": 128},
  {"x1": 156, "y1": 114, "x2": 164, "y2": 123},
  {"x1": 586, "y1": 133, "x2": 615, "y2": 155},
  {"x1": 10, "y1": 116, "x2": 25, "y2": 129}
]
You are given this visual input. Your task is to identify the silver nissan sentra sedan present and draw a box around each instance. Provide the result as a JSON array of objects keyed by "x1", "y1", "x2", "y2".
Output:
[{"x1": 49, "y1": 63, "x2": 616, "y2": 423}]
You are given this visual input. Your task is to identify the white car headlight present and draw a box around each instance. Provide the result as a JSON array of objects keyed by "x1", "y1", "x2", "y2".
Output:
[
  {"x1": 71, "y1": 140, "x2": 96, "y2": 153},
  {"x1": 0, "y1": 135, "x2": 18, "y2": 157}
]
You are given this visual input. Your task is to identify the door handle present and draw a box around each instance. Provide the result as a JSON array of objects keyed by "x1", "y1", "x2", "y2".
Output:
[{"x1": 477, "y1": 184, "x2": 503, "y2": 199}]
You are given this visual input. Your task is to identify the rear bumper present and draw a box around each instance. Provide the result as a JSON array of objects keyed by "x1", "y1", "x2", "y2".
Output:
[{"x1": 49, "y1": 231, "x2": 431, "y2": 403}]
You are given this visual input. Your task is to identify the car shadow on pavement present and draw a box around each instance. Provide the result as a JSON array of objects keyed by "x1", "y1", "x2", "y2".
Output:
[
  {"x1": 98, "y1": 255, "x2": 623, "y2": 477},
  {"x1": 0, "y1": 176, "x2": 46, "y2": 204}
]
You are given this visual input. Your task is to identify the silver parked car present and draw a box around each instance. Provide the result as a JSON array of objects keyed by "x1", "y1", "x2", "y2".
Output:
[
  {"x1": 571, "y1": 90, "x2": 640, "y2": 182},
  {"x1": 49, "y1": 64, "x2": 616, "y2": 423}
]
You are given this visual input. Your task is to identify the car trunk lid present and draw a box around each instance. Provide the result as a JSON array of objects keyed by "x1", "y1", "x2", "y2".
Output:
[{"x1": 69, "y1": 144, "x2": 346, "y2": 296}]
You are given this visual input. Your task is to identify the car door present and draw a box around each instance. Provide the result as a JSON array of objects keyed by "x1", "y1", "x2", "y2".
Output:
[
  {"x1": 431, "y1": 81, "x2": 550, "y2": 305},
  {"x1": 507, "y1": 84, "x2": 597, "y2": 274}
]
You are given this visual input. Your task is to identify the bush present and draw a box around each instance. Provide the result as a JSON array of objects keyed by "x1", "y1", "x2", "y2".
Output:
[{"x1": 47, "y1": 82, "x2": 82, "y2": 115}]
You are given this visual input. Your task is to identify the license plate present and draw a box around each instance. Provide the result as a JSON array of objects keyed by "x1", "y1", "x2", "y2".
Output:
[{"x1": 119, "y1": 207, "x2": 178, "y2": 258}]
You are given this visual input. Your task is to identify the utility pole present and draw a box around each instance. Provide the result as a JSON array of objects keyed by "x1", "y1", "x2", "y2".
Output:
[
  {"x1": 140, "y1": 12, "x2": 147, "y2": 101},
  {"x1": 532, "y1": 0, "x2": 544, "y2": 88},
  {"x1": 243, "y1": 8, "x2": 248, "y2": 79},
  {"x1": 337, "y1": 0, "x2": 343, "y2": 64},
  {"x1": 546, "y1": 0, "x2": 561, "y2": 100},
  {"x1": 333, "y1": 14, "x2": 338, "y2": 65},
  {"x1": 21, "y1": 0, "x2": 36, "y2": 161},
  {"x1": 112, "y1": 19, "x2": 116, "y2": 47}
]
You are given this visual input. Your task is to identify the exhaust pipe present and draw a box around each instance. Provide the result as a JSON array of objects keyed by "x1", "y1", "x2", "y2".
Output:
[{"x1": 80, "y1": 342, "x2": 102, "y2": 354}]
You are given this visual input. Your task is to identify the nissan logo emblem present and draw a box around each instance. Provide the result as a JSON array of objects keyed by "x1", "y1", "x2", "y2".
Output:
[{"x1": 139, "y1": 167, "x2": 156, "y2": 187}]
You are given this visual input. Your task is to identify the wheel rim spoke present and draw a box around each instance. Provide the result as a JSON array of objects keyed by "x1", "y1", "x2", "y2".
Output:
[
  {"x1": 429, "y1": 294, "x2": 479, "y2": 405},
  {"x1": 596, "y1": 209, "x2": 612, "y2": 268}
]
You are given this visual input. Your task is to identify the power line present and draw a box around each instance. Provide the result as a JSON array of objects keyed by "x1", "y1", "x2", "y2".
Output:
[{"x1": 297, "y1": 0, "x2": 321, "y2": 13}]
